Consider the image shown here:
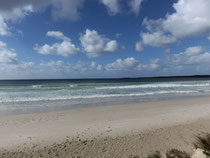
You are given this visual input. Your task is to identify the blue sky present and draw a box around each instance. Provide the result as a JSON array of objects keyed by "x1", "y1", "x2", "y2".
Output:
[{"x1": 0, "y1": 0, "x2": 210, "y2": 79}]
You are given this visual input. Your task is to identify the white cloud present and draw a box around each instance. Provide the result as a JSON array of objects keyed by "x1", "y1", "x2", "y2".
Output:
[
  {"x1": 46, "y1": 31, "x2": 69, "y2": 41},
  {"x1": 40, "y1": 60, "x2": 103, "y2": 76},
  {"x1": 0, "y1": 41, "x2": 18, "y2": 64},
  {"x1": 106, "y1": 57, "x2": 139, "y2": 71},
  {"x1": 80, "y1": 29, "x2": 118, "y2": 58},
  {"x1": 128, "y1": 0, "x2": 144, "y2": 15},
  {"x1": 90, "y1": 62, "x2": 96, "y2": 69},
  {"x1": 0, "y1": 40, "x2": 38, "y2": 79},
  {"x1": 100, "y1": 0, "x2": 145, "y2": 16},
  {"x1": 140, "y1": 31, "x2": 177, "y2": 47},
  {"x1": 139, "y1": 0, "x2": 210, "y2": 48},
  {"x1": 0, "y1": 40, "x2": 106, "y2": 79},
  {"x1": 35, "y1": 31, "x2": 80, "y2": 56},
  {"x1": 0, "y1": 17, "x2": 9, "y2": 35},
  {"x1": 138, "y1": 19, "x2": 177, "y2": 48},
  {"x1": 72, "y1": 60, "x2": 103, "y2": 73},
  {"x1": 51, "y1": 0, "x2": 84, "y2": 21},
  {"x1": 0, "y1": 0, "x2": 148, "y2": 36},
  {"x1": 147, "y1": 59, "x2": 160, "y2": 70},
  {"x1": 105, "y1": 45, "x2": 210, "y2": 77},
  {"x1": 163, "y1": 0, "x2": 210, "y2": 38},
  {"x1": 1, "y1": 59, "x2": 105, "y2": 79},
  {"x1": 172, "y1": 46, "x2": 210, "y2": 65},
  {"x1": 100, "y1": 0, "x2": 121, "y2": 15},
  {"x1": 2, "y1": 45, "x2": 210, "y2": 79},
  {"x1": 31, "y1": 46, "x2": 210, "y2": 78},
  {"x1": 0, "y1": 62, "x2": 35, "y2": 79},
  {"x1": 136, "y1": 41, "x2": 143, "y2": 52},
  {"x1": 182, "y1": 46, "x2": 203, "y2": 56},
  {"x1": 0, "y1": 4, "x2": 34, "y2": 36},
  {"x1": 0, "y1": 5, "x2": 33, "y2": 21},
  {"x1": 0, "y1": 0, "x2": 85, "y2": 35},
  {"x1": 90, "y1": 61, "x2": 103, "y2": 71},
  {"x1": 154, "y1": 46, "x2": 210, "y2": 75},
  {"x1": 0, "y1": 0, "x2": 84, "y2": 21},
  {"x1": 40, "y1": 60, "x2": 65, "y2": 67},
  {"x1": 105, "y1": 57, "x2": 162, "y2": 75},
  {"x1": 104, "y1": 40, "x2": 118, "y2": 52},
  {"x1": 97, "y1": 64, "x2": 103, "y2": 71}
]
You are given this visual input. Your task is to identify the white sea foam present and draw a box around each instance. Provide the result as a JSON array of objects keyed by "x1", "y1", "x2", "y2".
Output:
[
  {"x1": 95, "y1": 83, "x2": 210, "y2": 90},
  {"x1": 0, "y1": 90, "x2": 204, "y2": 103},
  {"x1": 69, "y1": 84, "x2": 77, "y2": 88},
  {"x1": 32, "y1": 85, "x2": 42, "y2": 88},
  {"x1": 1, "y1": 80, "x2": 210, "y2": 107}
]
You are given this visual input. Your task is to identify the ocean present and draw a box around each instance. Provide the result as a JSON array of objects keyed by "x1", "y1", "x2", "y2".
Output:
[{"x1": 0, "y1": 77, "x2": 210, "y2": 115}]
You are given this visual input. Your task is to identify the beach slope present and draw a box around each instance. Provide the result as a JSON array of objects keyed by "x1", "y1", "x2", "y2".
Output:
[{"x1": 0, "y1": 97, "x2": 210, "y2": 157}]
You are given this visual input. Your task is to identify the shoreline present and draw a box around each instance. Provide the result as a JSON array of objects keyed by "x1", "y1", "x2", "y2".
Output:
[
  {"x1": 1, "y1": 96, "x2": 210, "y2": 157},
  {"x1": 1, "y1": 93, "x2": 210, "y2": 116}
]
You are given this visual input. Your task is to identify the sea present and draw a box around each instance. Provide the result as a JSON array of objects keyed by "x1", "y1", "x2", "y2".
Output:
[{"x1": 1, "y1": 77, "x2": 210, "y2": 115}]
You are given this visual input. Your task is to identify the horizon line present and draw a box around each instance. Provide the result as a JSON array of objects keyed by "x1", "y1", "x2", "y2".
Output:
[{"x1": 1, "y1": 75, "x2": 210, "y2": 81}]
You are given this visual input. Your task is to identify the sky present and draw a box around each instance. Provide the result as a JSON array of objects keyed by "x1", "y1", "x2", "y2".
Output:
[{"x1": 0, "y1": 0, "x2": 210, "y2": 79}]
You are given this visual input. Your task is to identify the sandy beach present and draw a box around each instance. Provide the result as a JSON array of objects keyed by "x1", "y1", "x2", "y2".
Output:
[{"x1": 0, "y1": 97, "x2": 210, "y2": 157}]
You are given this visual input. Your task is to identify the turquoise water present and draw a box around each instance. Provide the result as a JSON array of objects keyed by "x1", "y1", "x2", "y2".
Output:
[{"x1": 0, "y1": 78, "x2": 210, "y2": 114}]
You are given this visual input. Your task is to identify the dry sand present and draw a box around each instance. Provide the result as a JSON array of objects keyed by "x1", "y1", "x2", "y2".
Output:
[{"x1": 0, "y1": 97, "x2": 210, "y2": 157}]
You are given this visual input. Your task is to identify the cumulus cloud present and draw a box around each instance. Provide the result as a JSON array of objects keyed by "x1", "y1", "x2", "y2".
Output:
[
  {"x1": 80, "y1": 29, "x2": 118, "y2": 58},
  {"x1": 105, "y1": 45, "x2": 210, "y2": 77},
  {"x1": 0, "y1": 41, "x2": 18, "y2": 64},
  {"x1": 140, "y1": 31, "x2": 177, "y2": 47},
  {"x1": 105, "y1": 57, "x2": 162, "y2": 76},
  {"x1": 156, "y1": 46, "x2": 210, "y2": 75},
  {"x1": 172, "y1": 46, "x2": 210, "y2": 65},
  {"x1": 138, "y1": 18, "x2": 177, "y2": 48},
  {"x1": 46, "y1": 31, "x2": 69, "y2": 41},
  {"x1": 182, "y1": 46, "x2": 203, "y2": 56},
  {"x1": 138, "y1": 0, "x2": 210, "y2": 48},
  {"x1": 35, "y1": 31, "x2": 80, "y2": 56},
  {"x1": 26, "y1": 59, "x2": 103, "y2": 79},
  {"x1": 163, "y1": 0, "x2": 210, "y2": 38},
  {"x1": 106, "y1": 57, "x2": 140, "y2": 71},
  {"x1": 0, "y1": 57, "x2": 105, "y2": 79},
  {"x1": 104, "y1": 40, "x2": 118, "y2": 52},
  {"x1": 37, "y1": 46, "x2": 210, "y2": 77},
  {"x1": 2, "y1": 44, "x2": 210, "y2": 79}
]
